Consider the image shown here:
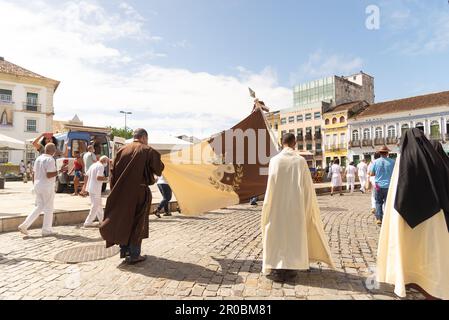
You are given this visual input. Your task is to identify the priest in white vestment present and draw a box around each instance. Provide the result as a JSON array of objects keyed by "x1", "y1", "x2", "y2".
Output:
[{"x1": 261, "y1": 133, "x2": 335, "y2": 275}]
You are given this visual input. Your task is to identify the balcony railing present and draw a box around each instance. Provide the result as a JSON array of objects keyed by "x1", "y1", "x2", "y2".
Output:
[
  {"x1": 428, "y1": 134, "x2": 443, "y2": 141},
  {"x1": 386, "y1": 137, "x2": 398, "y2": 145},
  {"x1": 0, "y1": 94, "x2": 13, "y2": 104},
  {"x1": 315, "y1": 150, "x2": 323, "y2": 156},
  {"x1": 328, "y1": 144, "x2": 347, "y2": 152},
  {"x1": 305, "y1": 133, "x2": 313, "y2": 141},
  {"x1": 297, "y1": 135, "x2": 304, "y2": 141},
  {"x1": 350, "y1": 140, "x2": 361, "y2": 148},
  {"x1": 362, "y1": 139, "x2": 372, "y2": 147},
  {"x1": 314, "y1": 132, "x2": 322, "y2": 140},
  {"x1": 374, "y1": 138, "x2": 385, "y2": 146},
  {"x1": 23, "y1": 101, "x2": 41, "y2": 112}
]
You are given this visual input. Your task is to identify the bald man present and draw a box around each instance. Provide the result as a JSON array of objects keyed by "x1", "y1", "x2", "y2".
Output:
[{"x1": 18, "y1": 143, "x2": 60, "y2": 237}]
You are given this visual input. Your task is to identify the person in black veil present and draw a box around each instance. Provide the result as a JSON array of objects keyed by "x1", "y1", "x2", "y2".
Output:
[
  {"x1": 376, "y1": 128, "x2": 449, "y2": 300},
  {"x1": 430, "y1": 140, "x2": 449, "y2": 170}
]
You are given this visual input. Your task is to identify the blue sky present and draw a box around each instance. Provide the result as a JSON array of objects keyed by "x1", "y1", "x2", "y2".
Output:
[{"x1": 1, "y1": 0, "x2": 449, "y2": 136}]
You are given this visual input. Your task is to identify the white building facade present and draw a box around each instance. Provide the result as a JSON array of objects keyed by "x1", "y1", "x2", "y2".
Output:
[
  {"x1": 0, "y1": 57, "x2": 59, "y2": 164},
  {"x1": 348, "y1": 91, "x2": 449, "y2": 163}
]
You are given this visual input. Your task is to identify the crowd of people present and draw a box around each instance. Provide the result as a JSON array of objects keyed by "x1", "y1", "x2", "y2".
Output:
[{"x1": 13, "y1": 124, "x2": 449, "y2": 299}]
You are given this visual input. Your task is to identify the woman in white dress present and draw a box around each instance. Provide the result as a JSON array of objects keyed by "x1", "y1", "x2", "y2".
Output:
[
  {"x1": 330, "y1": 158, "x2": 343, "y2": 196},
  {"x1": 345, "y1": 161, "x2": 356, "y2": 193}
]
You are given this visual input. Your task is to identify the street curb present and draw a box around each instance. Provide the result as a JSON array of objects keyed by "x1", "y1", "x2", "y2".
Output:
[
  {"x1": 0, "y1": 201, "x2": 180, "y2": 234},
  {"x1": 0, "y1": 184, "x2": 364, "y2": 233}
]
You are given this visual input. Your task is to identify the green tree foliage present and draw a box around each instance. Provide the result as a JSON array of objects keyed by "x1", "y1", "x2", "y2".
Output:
[{"x1": 108, "y1": 127, "x2": 133, "y2": 140}]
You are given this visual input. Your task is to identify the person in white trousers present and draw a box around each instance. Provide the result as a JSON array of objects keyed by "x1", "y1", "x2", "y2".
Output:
[
  {"x1": 357, "y1": 159, "x2": 368, "y2": 193},
  {"x1": 367, "y1": 152, "x2": 381, "y2": 214},
  {"x1": 345, "y1": 162, "x2": 357, "y2": 193},
  {"x1": 18, "y1": 143, "x2": 60, "y2": 237},
  {"x1": 83, "y1": 156, "x2": 109, "y2": 228}
]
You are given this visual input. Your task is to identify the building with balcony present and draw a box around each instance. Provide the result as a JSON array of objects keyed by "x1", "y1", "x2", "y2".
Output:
[
  {"x1": 0, "y1": 57, "x2": 60, "y2": 164},
  {"x1": 280, "y1": 71, "x2": 374, "y2": 168},
  {"x1": 265, "y1": 110, "x2": 281, "y2": 146},
  {"x1": 323, "y1": 101, "x2": 369, "y2": 166},
  {"x1": 348, "y1": 90, "x2": 449, "y2": 163}
]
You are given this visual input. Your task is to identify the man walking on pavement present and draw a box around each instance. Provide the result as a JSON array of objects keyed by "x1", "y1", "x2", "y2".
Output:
[
  {"x1": 18, "y1": 143, "x2": 60, "y2": 237},
  {"x1": 357, "y1": 159, "x2": 368, "y2": 193}
]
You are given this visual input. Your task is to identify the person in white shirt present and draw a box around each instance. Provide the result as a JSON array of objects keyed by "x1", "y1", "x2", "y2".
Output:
[
  {"x1": 357, "y1": 159, "x2": 368, "y2": 193},
  {"x1": 18, "y1": 143, "x2": 60, "y2": 237},
  {"x1": 19, "y1": 160, "x2": 27, "y2": 183},
  {"x1": 345, "y1": 162, "x2": 357, "y2": 193},
  {"x1": 367, "y1": 153, "x2": 381, "y2": 214},
  {"x1": 80, "y1": 145, "x2": 97, "y2": 196},
  {"x1": 153, "y1": 175, "x2": 173, "y2": 218},
  {"x1": 83, "y1": 156, "x2": 109, "y2": 227},
  {"x1": 330, "y1": 158, "x2": 343, "y2": 196}
]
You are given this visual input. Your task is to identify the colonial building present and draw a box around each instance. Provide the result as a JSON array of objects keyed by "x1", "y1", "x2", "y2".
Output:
[
  {"x1": 0, "y1": 57, "x2": 59, "y2": 164},
  {"x1": 265, "y1": 110, "x2": 280, "y2": 144},
  {"x1": 348, "y1": 90, "x2": 449, "y2": 163},
  {"x1": 280, "y1": 71, "x2": 374, "y2": 167},
  {"x1": 323, "y1": 101, "x2": 369, "y2": 166}
]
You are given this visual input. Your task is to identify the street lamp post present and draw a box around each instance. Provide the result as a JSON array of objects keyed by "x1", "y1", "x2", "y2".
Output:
[{"x1": 119, "y1": 110, "x2": 132, "y2": 131}]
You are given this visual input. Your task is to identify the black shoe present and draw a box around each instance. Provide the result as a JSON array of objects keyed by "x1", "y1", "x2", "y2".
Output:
[
  {"x1": 152, "y1": 210, "x2": 162, "y2": 218},
  {"x1": 120, "y1": 250, "x2": 130, "y2": 259},
  {"x1": 163, "y1": 212, "x2": 172, "y2": 217}
]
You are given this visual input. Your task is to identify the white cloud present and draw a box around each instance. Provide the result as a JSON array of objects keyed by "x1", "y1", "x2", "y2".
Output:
[
  {"x1": 0, "y1": 0, "x2": 291, "y2": 138},
  {"x1": 290, "y1": 51, "x2": 363, "y2": 84}
]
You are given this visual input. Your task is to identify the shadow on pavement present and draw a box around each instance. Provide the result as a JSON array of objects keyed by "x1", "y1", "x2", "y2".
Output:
[{"x1": 116, "y1": 255, "x2": 243, "y2": 285}]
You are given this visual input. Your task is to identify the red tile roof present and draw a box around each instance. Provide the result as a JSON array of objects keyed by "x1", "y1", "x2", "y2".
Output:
[
  {"x1": 355, "y1": 90, "x2": 449, "y2": 118},
  {"x1": 0, "y1": 58, "x2": 59, "y2": 89}
]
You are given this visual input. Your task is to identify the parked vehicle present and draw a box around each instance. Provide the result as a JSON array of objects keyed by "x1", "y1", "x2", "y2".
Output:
[{"x1": 54, "y1": 125, "x2": 112, "y2": 193}]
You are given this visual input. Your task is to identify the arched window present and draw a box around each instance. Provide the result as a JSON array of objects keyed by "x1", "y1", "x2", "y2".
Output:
[
  {"x1": 430, "y1": 120, "x2": 440, "y2": 138},
  {"x1": 363, "y1": 129, "x2": 371, "y2": 140},
  {"x1": 352, "y1": 130, "x2": 359, "y2": 141},
  {"x1": 415, "y1": 122, "x2": 425, "y2": 132},
  {"x1": 0, "y1": 111, "x2": 7, "y2": 125},
  {"x1": 339, "y1": 116, "x2": 345, "y2": 123},
  {"x1": 332, "y1": 117, "x2": 337, "y2": 124},
  {"x1": 325, "y1": 118, "x2": 330, "y2": 125},
  {"x1": 375, "y1": 127, "x2": 383, "y2": 139},
  {"x1": 387, "y1": 125, "x2": 396, "y2": 138}
]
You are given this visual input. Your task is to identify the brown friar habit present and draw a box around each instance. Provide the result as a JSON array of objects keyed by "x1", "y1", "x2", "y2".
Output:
[{"x1": 100, "y1": 141, "x2": 164, "y2": 248}]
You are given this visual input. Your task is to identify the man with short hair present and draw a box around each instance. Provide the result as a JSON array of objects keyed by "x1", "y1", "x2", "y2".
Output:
[
  {"x1": 261, "y1": 133, "x2": 334, "y2": 277},
  {"x1": 100, "y1": 128, "x2": 164, "y2": 265},
  {"x1": 370, "y1": 146, "x2": 395, "y2": 226},
  {"x1": 357, "y1": 159, "x2": 368, "y2": 193},
  {"x1": 80, "y1": 145, "x2": 97, "y2": 196},
  {"x1": 18, "y1": 143, "x2": 60, "y2": 236},
  {"x1": 83, "y1": 156, "x2": 109, "y2": 228}
]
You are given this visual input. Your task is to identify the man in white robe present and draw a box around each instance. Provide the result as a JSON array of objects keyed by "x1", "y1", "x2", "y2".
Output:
[
  {"x1": 261, "y1": 133, "x2": 334, "y2": 275},
  {"x1": 357, "y1": 159, "x2": 368, "y2": 193}
]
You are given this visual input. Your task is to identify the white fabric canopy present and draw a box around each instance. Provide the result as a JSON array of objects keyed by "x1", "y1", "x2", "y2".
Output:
[
  {"x1": 126, "y1": 134, "x2": 192, "y2": 151},
  {"x1": 0, "y1": 133, "x2": 25, "y2": 150}
]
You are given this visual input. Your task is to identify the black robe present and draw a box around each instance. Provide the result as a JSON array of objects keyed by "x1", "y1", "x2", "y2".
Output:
[{"x1": 394, "y1": 128, "x2": 449, "y2": 232}]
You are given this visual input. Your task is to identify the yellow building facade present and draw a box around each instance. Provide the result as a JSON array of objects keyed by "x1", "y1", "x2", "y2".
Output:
[{"x1": 323, "y1": 101, "x2": 368, "y2": 167}]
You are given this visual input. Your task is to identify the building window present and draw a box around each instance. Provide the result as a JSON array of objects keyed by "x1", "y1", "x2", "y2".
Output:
[
  {"x1": 297, "y1": 115, "x2": 303, "y2": 122},
  {"x1": 26, "y1": 92, "x2": 39, "y2": 111},
  {"x1": 26, "y1": 119, "x2": 37, "y2": 132},
  {"x1": 306, "y1": 144, "x2": 313, "y2": 151},
  {"x1": 387, "y1": 126, "x2": 396, "y2": 138},
  {"x1": 340, "y1": 133, "x2": 346, "y2": 145},
  {"x1": 0, "y1": 151, "x2": 9, "y2": 164},
  {"x1": 375, "y1": 127, "x2": 383, "y2": 139},
  {"x1": 305, "y1": 113, "x2": 312, "y2": 120},
  {"x1": 281, "y1": 118, "x2": 286, "y2": 125},
  {"x1": 288, "y1": 116, "x2": 295, "y2": 123},
  {"x1": 314, "y1": 112, "x2": 321, "y2": 119},
  {"x1": 332, "y1": 117, "x2": 337, "y2": 124},
  {"x1": 325, "y1": 118, "x2": 330, "y2": 125},
  {"x1": 339, "y1": 116, "x2": 346, "y2": 123},
  {"x1": 352, "y1": 130, "x2": 359, "y2": 141},
  {"x1": 430, "y1": 121, "x2": 440, "y2": 138},
  {"x1": 26, "y1": 151, "x2": 36, "y2": 163},
  {"x1": 415, "y1": 122, "x2": 425, "y2": 132},
  {"x1": 363, "y1": 129, "x2": 371, "y2": 140},
  {"x1": 401, "y1": 124, "x2": 409, "y2": 136},
  {"x1": 0, "y1": 89, "x2": 12, "y2": 103},
  {"x1": 315, "y1": 143, "x2": 322, "y2": 150},
  {"x1": 298, "y1": 144, "x2": 304, "y2": 150}
]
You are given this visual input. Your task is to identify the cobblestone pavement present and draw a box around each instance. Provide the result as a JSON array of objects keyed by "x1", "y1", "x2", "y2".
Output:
[{"x1": 0, "y1": 193, "x2": 424, "y2": 300}]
